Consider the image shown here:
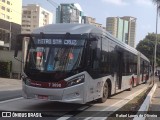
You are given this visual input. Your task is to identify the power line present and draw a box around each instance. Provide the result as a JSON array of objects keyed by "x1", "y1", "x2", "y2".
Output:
[{"x1": 46, "y1": 0, "x2": 59, "y2": 7}]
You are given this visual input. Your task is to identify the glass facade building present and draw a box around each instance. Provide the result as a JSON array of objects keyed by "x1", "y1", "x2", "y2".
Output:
[
  {"x1": 106, "y1": 16, "x2": 136, "y2": 48},
  {"x1": 56, "y1": 3, "x2": 83, "y2": 23}
]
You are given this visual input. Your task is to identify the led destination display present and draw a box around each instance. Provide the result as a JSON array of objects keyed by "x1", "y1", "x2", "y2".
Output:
[{"x1": 34, "y1": 39, "x2": 85, "y2": 46}]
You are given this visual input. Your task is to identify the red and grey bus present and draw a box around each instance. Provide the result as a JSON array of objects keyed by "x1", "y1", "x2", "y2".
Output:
[{"x1": 14, "y1": 24, "x2": 150, "y2": 104}]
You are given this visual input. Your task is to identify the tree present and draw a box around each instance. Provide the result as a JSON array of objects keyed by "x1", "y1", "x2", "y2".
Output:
[
  {"x1": 152, "y1": 0, "x2": 160, "y2": 6},
  {"x1": 136, "y1": 33, "x2": 160, "y2": 66},
  {"x1": 151, "y1": 0, "x2": 160, "y2": 74}
]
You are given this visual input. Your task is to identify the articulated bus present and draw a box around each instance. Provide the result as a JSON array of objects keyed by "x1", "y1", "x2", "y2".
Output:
[{"x1": 14, "y1": 24, "x2": 150, "y2": 104}]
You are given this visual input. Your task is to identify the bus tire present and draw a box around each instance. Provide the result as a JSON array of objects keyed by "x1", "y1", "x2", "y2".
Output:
[{"x1": 98, "y1": 82, "x2": 108, "y2": 103}]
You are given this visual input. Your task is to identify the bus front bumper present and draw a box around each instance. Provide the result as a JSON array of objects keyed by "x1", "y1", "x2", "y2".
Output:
[{"x1": 22, "y1": 82, "x2": 85, "y2": 104}]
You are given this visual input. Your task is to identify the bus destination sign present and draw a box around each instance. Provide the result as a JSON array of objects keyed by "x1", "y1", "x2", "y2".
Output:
[{"x1": 35, "y1": 39, "x2": 78, "y2": 45}]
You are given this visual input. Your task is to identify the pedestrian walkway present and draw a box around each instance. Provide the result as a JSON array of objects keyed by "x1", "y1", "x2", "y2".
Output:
[
  {"x1": 146, "y1": 77, "x2": 160, "y2": 120},
  {"x1": 0, "y1": 77, "x2": 21, "y2": 91}
]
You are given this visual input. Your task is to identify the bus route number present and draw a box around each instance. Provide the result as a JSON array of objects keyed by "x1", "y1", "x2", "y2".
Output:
[{"x1": 64, "y1": 40, "x2": 77, "y2": 45}]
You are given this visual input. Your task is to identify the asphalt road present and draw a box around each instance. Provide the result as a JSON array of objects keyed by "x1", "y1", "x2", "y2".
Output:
[
  {"x1": 0, "y1": 90, "x2": 22, "y2": 102},
  {"x1": 0, "y1": 80, "x2": 152, "y2": 120},
  {"x1": 0, "y1": 76, "x2": 158, "y2": 120}
]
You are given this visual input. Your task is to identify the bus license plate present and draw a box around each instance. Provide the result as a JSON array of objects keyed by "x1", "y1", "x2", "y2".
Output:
[{"x1": 37, "y1": 95, "x2": 48, "y2": 100}]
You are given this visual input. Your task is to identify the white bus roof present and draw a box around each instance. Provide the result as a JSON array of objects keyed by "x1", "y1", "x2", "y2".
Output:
[
  {"x1": 32, "y1": 23, "x2": 102, "y2": 34},
  {"x1": 32, "y1": 23, "x2": 149, "y2": 61}
]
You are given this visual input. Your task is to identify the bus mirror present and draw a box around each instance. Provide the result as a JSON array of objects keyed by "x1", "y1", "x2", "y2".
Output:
[
  {"x1": 14, "y1": 35, "x2": 23, "y2": 63},
  {"x1": 91, "y1": 41, "x2": 97, "y2": 49},
  {"x1": 90, "y1": 38, "x2": 97, "y2": 41},
  {"x1": 14, "y1": 36, "x2": 21, "y2": 58}
]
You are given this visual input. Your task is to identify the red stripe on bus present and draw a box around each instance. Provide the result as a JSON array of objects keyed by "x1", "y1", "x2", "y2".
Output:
[{"x1": 30, "y1": 80, "x2": 67, "y2": 88}]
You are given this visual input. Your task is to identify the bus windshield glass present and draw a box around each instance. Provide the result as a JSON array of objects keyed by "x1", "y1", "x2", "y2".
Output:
[{"x1": 25, "y1": 37, "x2": 86, "y2": 72}]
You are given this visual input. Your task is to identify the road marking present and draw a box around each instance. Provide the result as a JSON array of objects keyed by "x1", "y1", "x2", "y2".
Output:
[
  {"x1": 56, "y1": 106, "x2": 90, "y2": 120},
  {"x1": 78, "y1": 106, "x2": 90, "y2": 111},
  {"x1": 0, "y1": 97, "x2": 23, "y2": 104},
  {"x1": 56, "y1": 115, "x2": 73, "y2": 120},
  {"x1": 84, "y1": 86, "x2": 148, "y2": 120}
]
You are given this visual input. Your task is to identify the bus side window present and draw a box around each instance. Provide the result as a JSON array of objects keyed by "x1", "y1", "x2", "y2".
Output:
[
  {"x1": 90, "y1": 41, "x2": 99, "y2": 70},
  {"x1": 87, "y1": 39, "x2": 101, "y2": 78}
]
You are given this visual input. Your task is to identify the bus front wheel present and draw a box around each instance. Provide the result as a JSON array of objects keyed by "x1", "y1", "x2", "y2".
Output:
[{"x1": 98, "y1": 82, "x2": 108, "y2": 103}]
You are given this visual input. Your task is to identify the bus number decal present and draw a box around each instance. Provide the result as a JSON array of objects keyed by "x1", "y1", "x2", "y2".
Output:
[
  {"x1": 64, "y1": 40, "x2": 77, "y2": 45},
  {"x1": 48, "y1": 83, "x2": 61, "y2": 88}
]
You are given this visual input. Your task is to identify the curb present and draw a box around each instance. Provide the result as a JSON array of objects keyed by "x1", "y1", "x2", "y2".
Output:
[{"x1": 133, "y1": 83, "x2": 157, "y2": 120}]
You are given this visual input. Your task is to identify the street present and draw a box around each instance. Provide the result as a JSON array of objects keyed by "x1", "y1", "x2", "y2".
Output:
[
  {"x1": 0, "y1": 77, "x2": 153, "y2": 120},
  {"x1": 0, "y1": 90, "x2": 22, "y2": 102}
]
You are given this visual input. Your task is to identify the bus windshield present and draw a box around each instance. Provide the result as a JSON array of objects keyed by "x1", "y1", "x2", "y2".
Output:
[
  {"x1": 25, "y1": 37, "x2": 86, "y2": 73},
  {"x1": 26, "y1": 46, "x2": 84, "y2": 72}
]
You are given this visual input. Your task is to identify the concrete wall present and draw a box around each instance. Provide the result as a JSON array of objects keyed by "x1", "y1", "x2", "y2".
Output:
[{"x1": 0, "y1": 50, "x2": 22, "y2": 74}]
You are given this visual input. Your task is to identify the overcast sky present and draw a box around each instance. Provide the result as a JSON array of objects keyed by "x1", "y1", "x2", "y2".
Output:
[{"x1": 23, "y1": 0, "x2": 160, "y2": 46}]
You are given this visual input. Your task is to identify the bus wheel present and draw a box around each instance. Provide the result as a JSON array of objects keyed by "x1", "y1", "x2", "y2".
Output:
[{"x1": 98, "y1": 82, "x2": 108, "y2": 103}]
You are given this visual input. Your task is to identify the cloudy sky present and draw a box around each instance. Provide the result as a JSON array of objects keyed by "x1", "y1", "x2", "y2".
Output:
[{"x1": 23, "y1": 0, "x2": 160, "y2": 46}]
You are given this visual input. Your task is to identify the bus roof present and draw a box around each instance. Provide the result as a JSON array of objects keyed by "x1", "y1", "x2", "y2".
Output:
[
  {"x1": 139, "y1": 52, "x2": 150, "y2": 62},
  {"x1": 32, "y1": 23, "x2": 149, "y2": 62},
  {"x1": 32, "y1": 23, "x2": 102, "y2": 34}
]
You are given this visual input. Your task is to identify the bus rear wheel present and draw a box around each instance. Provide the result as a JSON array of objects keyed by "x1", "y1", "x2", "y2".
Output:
[{"x1": 98, "y1": 82, "x2": 108, "y2": 103}]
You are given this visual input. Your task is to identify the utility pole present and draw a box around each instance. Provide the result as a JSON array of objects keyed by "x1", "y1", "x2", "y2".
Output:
[
  {"x1": 153, "y1": 3, "x2": 159, "y2": 84},
  {"x1": 9, "y1": 22, "x2": 12, "y2": 51}
]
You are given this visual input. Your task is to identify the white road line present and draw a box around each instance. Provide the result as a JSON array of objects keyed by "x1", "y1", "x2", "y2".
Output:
[
  {"x1": 56, "y1": 115, "x2": 73, "y2": 120},
  {"x1": 84, "y1": 86, "x2": 148, "y2": 120},
  {"x1": 56, "y1": 106, "x2": 90, "y2": 120},
  {"x1": 102, "y1": 87, "x2": 146, "y2": 111},
  {"x1": 78, "y1": 106, "x2": 90, "y2": 111},
  {"x1": 0, "y1": 97, "x2": 23, "y2": 104}
]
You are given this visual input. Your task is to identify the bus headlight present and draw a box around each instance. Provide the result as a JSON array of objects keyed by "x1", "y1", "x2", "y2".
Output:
[{"x1": 67, "y1": 75, "x2": 85, "y2": 87}]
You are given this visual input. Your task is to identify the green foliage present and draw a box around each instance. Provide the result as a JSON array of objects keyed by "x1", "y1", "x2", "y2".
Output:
[
  {"x1": 136, "y1": 33, "x2": 160, "y2": 66},
  {"x1": 0, "y1": 61, "x2": 12, "y2": 78}
]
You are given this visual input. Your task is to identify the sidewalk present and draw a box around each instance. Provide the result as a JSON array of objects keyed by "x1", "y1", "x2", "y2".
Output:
[
  {"x1": 146, "y1": 77, "x2": 160, "y2": 120},
  {"x1": 0, "y1": 77, "x2": 22, "y2": 91}
]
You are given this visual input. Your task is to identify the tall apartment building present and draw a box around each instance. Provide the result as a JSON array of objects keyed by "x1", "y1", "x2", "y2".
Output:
[
  {"x1": 82, "y1": 16, "x2": 103, "y2": 28},
  {"x1": 121, "y1": 16, "x2": 136, "y2": 48},
  {"x1": 56, "y1": 3, "x2": 83, "y2": 23},
  {"x1": 0, "y1": 0, "x2": 22, "y2": 50},
  {"x1": 22, "y1": 4, "x2": 53, "y2": 34},
  {"x1": 106, "y1": 16, "x2": 136, "y2": 48}
]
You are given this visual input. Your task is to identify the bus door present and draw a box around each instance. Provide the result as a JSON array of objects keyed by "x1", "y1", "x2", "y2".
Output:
[{"x1": 116, "y1": 52, "x2": 123, "y2": 90}]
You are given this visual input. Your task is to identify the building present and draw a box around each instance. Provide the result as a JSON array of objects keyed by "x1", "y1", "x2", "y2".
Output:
[
  {"x1": 22, "y1": 4, "x2": 53, "y2": 34},
  {"x1": 117, "y1": 18, "x2": 129, "y2": 44},
  {"x1": 121, "y1": 16, "x2": 136, "y2": 48},
  {"x1": 56, "y1": 3, "x2": 83, "y2": 23},
  {"x1": 106, "y1": 16, "x2": 136, "y2": 48},
  {"x1": 106, "y1": 17, "x2": 129, "y2": 44},
  {"x1": 106, "y1": 17, "x2": 118, "y2": 37},
  {"x1": 82, "y1": 16, "x2": 104, "y2": 29},
  {"x1": 0, "y1": 0, "x2": 22, "y2": 50}
]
